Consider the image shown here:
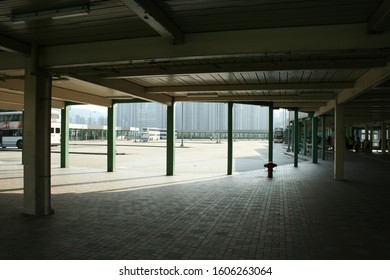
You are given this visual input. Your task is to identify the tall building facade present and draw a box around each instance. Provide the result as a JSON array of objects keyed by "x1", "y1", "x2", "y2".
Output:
[{"x1": 116, "y1": 102, "x2": 281, "y2": 131}]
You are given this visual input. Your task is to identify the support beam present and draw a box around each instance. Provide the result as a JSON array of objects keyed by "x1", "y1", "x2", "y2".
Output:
[
  {"x1": 23, "y1": 45, "x2": 53, "y2": 216},
  {"x1": 166, "y1": 100, "x2": 175, "y2": 176},
  {"x1": 60, "y1": 103, "x2": 70, "y2": 168},
  {"x1": 0, "y1": 77, "x2": 112, "y2": 107},
  {"x1": 294, "y1": 109, "x2": 299, "y2": 167},
  {"x1": 334, "y1": 104, "x2": 345, "y2": 180},
  {"x1": 147, "y1": 82, "x2": 353, "y2": 93},
  {"x1": 227, "y1": 102, "x2": 233, "y2": 175},
  {"x1": 316, "y1": 63, "x2": 390, "y2": 116},
  {"x1": 39, "y1": 23, "x2": 390, "y2": 69},
  {"x1": 121, "y1": 0, "x2": 184, "y2": 43},
  {"x1": 368, "y1": 0, "x2": 390, "y2": 33},
  {"x1": 107, "y1": 105, "x2": 117, "y2": 172},
  {"x1": 97, "y1": 57, "x2": 388, "y2": 78},
  {"x1": 312, "y1": 116, "x2": 318, "y2": 164},
  {"x1": 79, "y1": 77, "x2": 171, "y2": 104},
  {"x1": 268, "y1": 103, "x2": 274, "y2": 163},
  {"x1": 176, "y1": 95, "x2": 331, "y2": 103},
  {"x1": 0, "y1": 34, "x2": 30, "y2": 54}
]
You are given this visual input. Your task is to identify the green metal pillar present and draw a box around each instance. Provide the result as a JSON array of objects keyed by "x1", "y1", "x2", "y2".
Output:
[
  {"x1": 312, "y1": 115, "x2": 318, "y2": 163},
  {"x1": 294, "y1": 109, "x2": 299, "y2": 167},
  {"x1": 166, "y1": 100, "x2": 176, "y2": 176},
  {"x1": 227, "y1": 102, "x2": 233, "y2": 175},
  {"x1": 334, "y1": 104, "x2": 344, "y2": 179},
  {"x1": 107, "y1": 104, "x2": 116, "y2": 172},
  {"x1": 268, "y1": 103, "x2": 274, "y2": 162},
  {"x1": 381, "y1": 122, "x2": 386, "y2": 154},
  {"x1": 321, "y1": 115, "x2": 326, "y2": 160},
  {"x1": 22, "y1": 111, "x2": 25, "y2": 164},
  {"x1": 303, "y1": 119, "x2": 307, "y2": 156},
  {"x1": 60, "y1": 102, "x2": 70, "y2": 168}
]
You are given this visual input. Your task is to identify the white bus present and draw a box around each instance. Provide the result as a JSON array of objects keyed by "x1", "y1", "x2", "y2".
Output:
[
  {"x1": 0, "y1": 111, "x2": 61, "y2": 149},
  {"x1": 141, "y1": 127, "x2": 161, "y2": 142}
]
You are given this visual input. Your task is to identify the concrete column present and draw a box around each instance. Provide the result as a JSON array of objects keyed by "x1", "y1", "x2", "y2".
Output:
[
  {"x1": 334, "y1": 104, "x2": 345, "y2": 180},
  {"x1": 60, "y1": 103, "x2": 70, "y2": 168},
  {"x1": 321, "y1": 115, "x2": 326, "y2": 160},
  {"x1": 23, "y1": 45, "x2": 53, "y2": 216},
  {"x1": 107, "y1": 104, "x2": 116, "y2": 172},
  {"x1": 227, "y1": 102, "x2": 233, "y2": 175},
  {"x1": 166, "y1": 100, "x2": 176, "y2": 176},
  {"x1": 294, "y1": 109, "x2": 299, "y2": 167},
  {"x1": 268, "y1": 103, "x2": 274, "y2": 162},
  {"x1": 312, "y1": 116, "x2": 318, "y2": 163}
]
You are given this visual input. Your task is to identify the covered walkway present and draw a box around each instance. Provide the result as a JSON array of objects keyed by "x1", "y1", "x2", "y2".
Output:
[{"x1": 1, "y1": 150, "x2": 389, "y2": 260}]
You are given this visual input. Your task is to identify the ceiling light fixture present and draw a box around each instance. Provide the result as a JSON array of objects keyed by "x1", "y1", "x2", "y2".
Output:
[{"x1": 12, "y1": 5, "x2": 90, "y2": 23}]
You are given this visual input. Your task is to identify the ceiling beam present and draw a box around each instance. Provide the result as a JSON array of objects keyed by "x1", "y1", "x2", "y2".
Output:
[
  {"x1": 315, "y1": 63, "x2": 390, "y2": 116},
  {"x1": 0, "y1": 102, "x2": 23, "y2": 110},
  {"x1": 274, "y1": 102, "x2": 326, "y2": 108},
  {"x1": 175, "y1": 95, "x2": 330, "y2": 103},
  {"x1": 0, "y1": 91, "x2": 23, "y2": 104},
  {"x1": 95, "y1": 58, "x2": 385, "y2": 78},
  {"x1": 78, "y1": 77, "x2": 172, "y2": 105},
  {"x1": 51, "y1": 99, "x2": 65, "y2": 109},
  {"x1": 120, "y1": 0, "x2": 184, "y2": 43},
  {"x1": 0, "y1": 78, "x2": 112, "y2": 107},
  {"x1": 52, "y1": 86, "x2": 112, "y2": 107},
  {"x1": 147, "y1": 82, "x2": 353, "y2": 93},
  {"x1": 0, "y1": 34, "x2": 30, "y2": 54},
  {"x1": 0, "y1": 53, "x2": 25, "y2": 71},
  {"x1": 0, "y1": 91, "x2": 65, "y2": 109},
  {"x1": 39, "y1": 23, "x2": 390, "y2": 69},
  {"x1": 368, "y1": 0, "x2": 390, "y2": 33}
]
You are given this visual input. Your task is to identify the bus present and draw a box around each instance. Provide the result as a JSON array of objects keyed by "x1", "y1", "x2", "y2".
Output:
[
  {"x1": 273, "y1": 127, "x2": 284, "y2": 143},
  {"x1": 141, "y1": 127, "x2": 161, "y2": 142},
  {"x1": 0, "y1": 110, "x2": 61, "y2": 149}
]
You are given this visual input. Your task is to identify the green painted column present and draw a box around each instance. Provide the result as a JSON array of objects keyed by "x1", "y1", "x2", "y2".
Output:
[
  {"x1": 294, "y1": 109, "x2": 299, "y2": 167},
  {"x1": 227, "y1": 102, "x2": 233, "y2": 175},
  {"x1": 166, "y1": 100, "x2": 176, "y2": 176},
  {"x1": 268, "y1": 103, "x2": 274, "y2": 162},
  {"x1": 60, "y1": 103, "x2": 70, "y2": 168},
  {"x1": 334, "y1": 104, "x2": 344, "y2": 179},
  {"x1": 303, "y1": 119, "x2": 307, "y2": 156},
  {"x1": 107, "y1": 104, "x2": 116, "y2": 172},
  {"x1": 23, "y1": 45, "x2": 53, "y2": 215},
  {"x1": 22, "y1": 111, "x2": 25, "y2": 164},
  {"x1": 312, "y1": 115, "x2": 319, "y2": 163},
  {"x1": 381, "y1": 122, "x2": 386, "y2": 154},
  {"x1": 321, "y1": 115, "x2": 326, "y2": 160}
]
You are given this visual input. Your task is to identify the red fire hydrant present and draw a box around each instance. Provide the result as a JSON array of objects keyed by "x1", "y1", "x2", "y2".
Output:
[{"x1": 264, "y1": 162, "x2": 277, "y2": 178}]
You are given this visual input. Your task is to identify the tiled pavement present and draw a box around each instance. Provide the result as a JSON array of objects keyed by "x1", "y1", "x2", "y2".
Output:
[{"x1": 0, "y1": 150, "x2": 390, "y2": 260}]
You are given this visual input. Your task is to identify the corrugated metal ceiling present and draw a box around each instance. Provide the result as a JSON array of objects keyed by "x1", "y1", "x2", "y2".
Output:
[{"x1": 0, "y1": 0, "x2": 389, "y2": 124}]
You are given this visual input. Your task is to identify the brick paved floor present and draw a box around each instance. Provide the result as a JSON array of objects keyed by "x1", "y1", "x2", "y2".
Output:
[{"x1": 0, "y1": 150, "x2": 389, "y2": 260}]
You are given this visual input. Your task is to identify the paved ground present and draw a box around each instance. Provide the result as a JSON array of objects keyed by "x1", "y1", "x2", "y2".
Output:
[{"x1": 0, "y1": 141, "x2": 389, "y2": 259}]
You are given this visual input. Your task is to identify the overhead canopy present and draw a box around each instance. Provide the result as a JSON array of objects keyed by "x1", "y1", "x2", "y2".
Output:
[{"x1": 1, "y1": 0, "x2": 390, "y2": 125}]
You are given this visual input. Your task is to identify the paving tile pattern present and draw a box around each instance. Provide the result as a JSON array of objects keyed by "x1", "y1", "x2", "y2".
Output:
[{"x1": 1, "y1": 152, "x2": 390, "y2": 260}]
